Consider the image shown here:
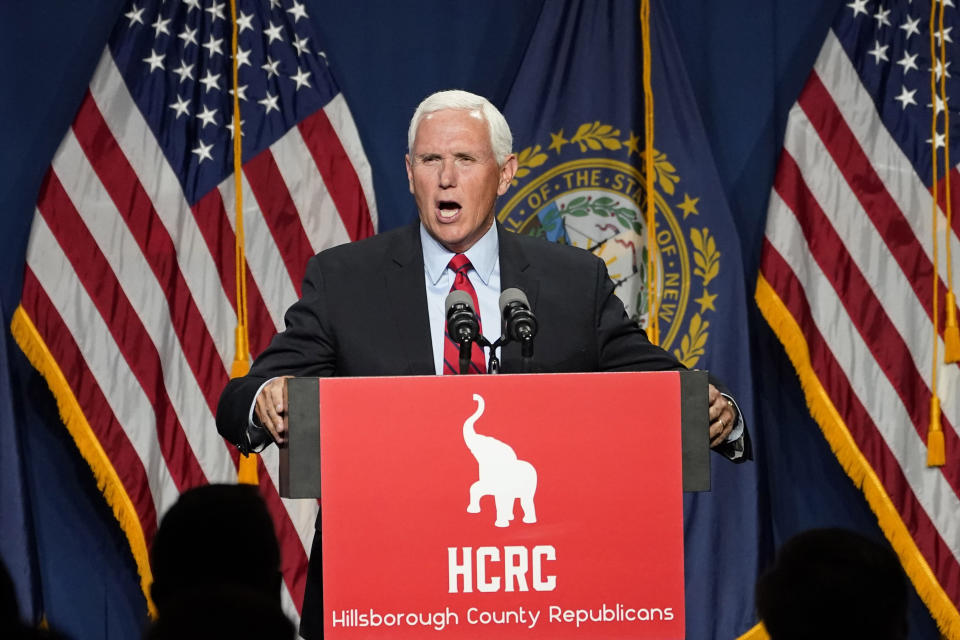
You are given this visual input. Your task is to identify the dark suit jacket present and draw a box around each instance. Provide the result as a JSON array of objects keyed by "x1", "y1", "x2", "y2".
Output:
[{"x1": 216, "y1": 221, "x2": 693, "y2": 448}]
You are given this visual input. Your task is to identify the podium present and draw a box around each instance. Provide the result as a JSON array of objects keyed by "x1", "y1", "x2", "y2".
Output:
[{"x1": 279, "y1": 371, "x2": 707, "y2": 639}]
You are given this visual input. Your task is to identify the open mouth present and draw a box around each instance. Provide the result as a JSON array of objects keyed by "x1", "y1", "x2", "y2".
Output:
[{"x1": 437, "y1": 200, "x2": 462, "y2": 219}]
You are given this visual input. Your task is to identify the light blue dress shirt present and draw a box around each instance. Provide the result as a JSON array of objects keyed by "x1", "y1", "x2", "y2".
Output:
[{"x1": 420, "y1": 222, "x2": 502, "y2": 374}]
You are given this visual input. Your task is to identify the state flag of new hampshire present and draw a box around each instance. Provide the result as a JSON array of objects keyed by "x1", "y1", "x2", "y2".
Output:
[{"x1": 497, "y1": 1, "x2": 762, "y2": 638}]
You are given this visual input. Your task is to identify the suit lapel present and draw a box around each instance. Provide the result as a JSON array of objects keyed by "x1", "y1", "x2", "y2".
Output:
[
  {"x1": 497, "y1": 225, "x2": 539, "y2": 369},
  {"x1": 498, "y1": 223, "x2": 539, "y2": 312},
  {"x1": 383, "y1": 223, "x2": 435, "y2": 375}
]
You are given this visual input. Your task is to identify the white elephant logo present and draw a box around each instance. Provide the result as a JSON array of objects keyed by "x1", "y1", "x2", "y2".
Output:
[{"x1": 462, "y1": 393, "x2": 538, "y2": 527}]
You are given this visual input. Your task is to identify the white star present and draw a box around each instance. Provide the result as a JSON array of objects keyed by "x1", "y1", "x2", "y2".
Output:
[
  {"x1": 236, "y1": 46, "x2": 251, "y2": 68},
  {"x1": 169, "y1": 95, "x2": 190, "y2": 119},
  {"x1": 897, "y1": 51, "x2": 919, "y2": 74},
  {"x1": 929, "y1": 95, "x2": 946, "y2": 114},
  {"x1": 192, "y1": 140, "x2": 214, "y2": 164},
  {"x1": 261, "y1": 56, "x2": 281, "y2": 78},
  {"x1": 203, "y1": 35, "x2": 224, "y2": 58},
  {"x1": 172, "y1": 61, "x2": 194, "y2": 84},
  {"x1": 935, "y1": 27, "x2": 953, "y2": 45},
  {"x1": 200, "y1": 70, "x2": 221, "y2": 93},
  {"x1": 935, "y1": 59, "x2": 951, "y2": 80},
  {"x1": 901, "y1": 15, "x2": 921, "y2": 39},
  {"x1": 143, "y1": 49, "x2": 165, "y2": 72},
  {"x1": 183, "y1": 0, "x2": 201, "y2": 11},
  {"x1": 259, "y1": 91, "x2": 280, "y2": 114},
  {"x1": 229, "y1": 84, "x2": 248, "y2": 102},
  {"x1": 868, "y1": 40, "x2": 889, "y2": 64},
  {"x1": 226, "y1": 115, "x2": 245, "y2": 138},
  {"x1": 152, "y1": 16, "x2": 171, "y2": 38},
  {"x1": 125, "y1": 4, "x2": 145, "y2": 26},
  {"x1": 237, "y1": 11, "x2": 255, "y2": 34},
  {"x1": 206, "y1": 1, "x2": 226, "y2": 22},
  {"x1": 848, "y1": 0, "x2": 869, "y2": 18},
  {"x1": 269, "y1": 0, "x2": 282, "y2": 8},
  {"x1": 946, "y1": 0, "x2": 956, "y2": 7},
  {"x1": 318, "y1": 50, "x2": 328, "y2": 65},
  {"x1": 292, "y1": 34, "x2": 310, "y2": 56},
  {"x1": 264, "y1": 22, "x2": 284, "y2": 44},
  {"x1": 928, "y1": 132, "x2": 946, "y2": 149},
  {"x1": 178, "y1": 26, "x2": 198, "y2": 48},
  {"x1": 867, "y1": 40, "x2": 890, "y2": 64},
  {"x1": 873, "y1": 7, "x2": 891, "y2": 27},
  {"x1": 197, "y1": 105, "x2": 218, "y2": 129},
  {"x1": 287, "y1": 0, "x2": 309, "y2": 22},
  {"x1": 894, "y1": 86, "x2": 917, "y2": 109},
  {"x1": 290, "y1": 68, "x2": 312, "y2": 90}
]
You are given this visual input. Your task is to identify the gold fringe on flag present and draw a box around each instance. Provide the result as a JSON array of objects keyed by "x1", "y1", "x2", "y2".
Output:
[
  {"x1": 10, "y1": 306, "x2": 158, "y2": 618},
  {"x1": 228, "y1": 0, "x2": 257, "y2": 485},
  {"x1": 737, "y1": 622, "x2": 769, "y2": 640},
  {"x1": 756, "y1": 274, "x2": 960, "y2": 639},
  {"x1": 640, "y1": 0, "x2": 660, "y2": 345}
]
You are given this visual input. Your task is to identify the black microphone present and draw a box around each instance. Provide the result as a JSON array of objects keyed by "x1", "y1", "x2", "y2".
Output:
[
  {"x1": 499, "y1": 288, "x2": 537, "y2": 358},
  {"x1": 445, "y1": 290, "x2": 479, "y2": 374}
]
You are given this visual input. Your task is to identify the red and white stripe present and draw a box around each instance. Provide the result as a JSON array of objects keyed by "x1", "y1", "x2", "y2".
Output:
[
  {"x1": 761, "y1": 29, "x2": 960, "y2": 607},
  {"x1": 21, "y1": 48, "x2": 376, "y2": 625}
]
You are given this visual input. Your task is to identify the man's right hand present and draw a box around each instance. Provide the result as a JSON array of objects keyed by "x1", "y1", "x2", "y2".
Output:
[{"x1": 254, "y1": 376, "x2": 292, "y2": 445}]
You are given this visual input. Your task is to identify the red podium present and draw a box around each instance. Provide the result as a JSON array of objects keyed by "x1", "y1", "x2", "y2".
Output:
[{"x1": 280, "y1": 371, "x2": 706, "y2": 639}]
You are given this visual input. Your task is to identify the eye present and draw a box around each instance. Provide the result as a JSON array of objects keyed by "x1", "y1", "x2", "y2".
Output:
[{"x1": 419, "y1": 154, "x2": 441, "y2": 165}]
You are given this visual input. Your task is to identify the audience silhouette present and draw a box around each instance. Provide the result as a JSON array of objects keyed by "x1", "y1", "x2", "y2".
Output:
[
  {"x1": 756, "y1": 528, "x2": 908, "y2": 640},
  {"x1": 145, "y1": 483, "x2": 292, "y2": 639}
]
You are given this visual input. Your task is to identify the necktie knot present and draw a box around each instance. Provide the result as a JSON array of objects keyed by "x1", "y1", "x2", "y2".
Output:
[{"x1": 448, "y1": 253, "x2": 472, "y2": 275}]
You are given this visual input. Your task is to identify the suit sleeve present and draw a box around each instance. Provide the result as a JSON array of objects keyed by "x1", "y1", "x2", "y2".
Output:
[
  {"x1": 216, "y1": 256, "x2": 337, "y2": 450},
  {"x1": 590, "y1": 255, "x2": 751, "y2": 462}
]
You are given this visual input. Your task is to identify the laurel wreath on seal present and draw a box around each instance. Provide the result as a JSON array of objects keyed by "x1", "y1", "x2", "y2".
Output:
[
  {"x1": 673, "y1": 228, "x2": 721, "y2": 368},
  {"x1": 511, "y1": 123, "x2": 720, "y2": 366}
]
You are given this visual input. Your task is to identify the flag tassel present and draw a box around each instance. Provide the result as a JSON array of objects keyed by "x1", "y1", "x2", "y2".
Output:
[
  {"x1": 927, "y1": 395, "x2": 945, "y2": 467},
  {"x1": 945, "y1": 292, "x2": 960, "y2": 363}
]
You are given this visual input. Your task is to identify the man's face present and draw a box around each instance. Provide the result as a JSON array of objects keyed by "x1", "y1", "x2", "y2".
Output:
[{"x1": 405, "y1": 109, "x2": 517, "y2": 253}]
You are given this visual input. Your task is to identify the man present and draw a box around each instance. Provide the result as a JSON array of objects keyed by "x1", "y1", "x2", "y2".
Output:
[{"x1": 216, "y1": 89, "x2": 745, "y2": 637}]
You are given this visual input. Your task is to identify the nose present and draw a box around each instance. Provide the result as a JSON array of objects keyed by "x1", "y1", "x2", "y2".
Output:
[{"x1": 439, "y1": 158, "x2": 457, "y2": 188}]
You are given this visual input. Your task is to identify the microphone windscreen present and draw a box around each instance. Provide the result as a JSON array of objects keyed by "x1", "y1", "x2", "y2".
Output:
[
  {"x1": 445, "y1": 290, "x2": 475, "y2": 314},
  {"x1": 499, "y1": 287, "x2": 530, "y2": 313}
]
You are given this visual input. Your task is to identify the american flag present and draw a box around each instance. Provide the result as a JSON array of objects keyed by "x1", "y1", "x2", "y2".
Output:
[
  {"x1": 757, "y1": 0, "x2": 960, "y2": 634},
  {"x1": 11, "y1": 0, "x2": 376, "y2": 625}
]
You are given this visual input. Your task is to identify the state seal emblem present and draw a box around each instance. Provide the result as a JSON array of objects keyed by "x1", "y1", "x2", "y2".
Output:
[{"x1": 498, "y1": 122, "x2": 722, "y2": 367}]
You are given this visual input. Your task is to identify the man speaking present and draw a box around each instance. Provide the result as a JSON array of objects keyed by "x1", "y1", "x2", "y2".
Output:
[{"x1": 216, "y1": 89, "x2": 745, "y2": 636}]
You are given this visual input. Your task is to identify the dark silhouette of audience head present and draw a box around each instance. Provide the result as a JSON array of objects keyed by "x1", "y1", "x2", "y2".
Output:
[
  {"x1": 147, "y1": 484, "x2": 291, "y2": 639},
  {"x1": 144, "y1": 584, "x2": 293, "y2": 640},
  {"x1": 756, "y1": 528, "x2": 908, "y2": 640}
]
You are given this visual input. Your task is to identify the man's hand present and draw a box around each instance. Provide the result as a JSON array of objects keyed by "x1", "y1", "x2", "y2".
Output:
[
  {"x1": 708, "y1": 383, "x2": 738, "y2": 448},
  {"x1": 254, "y1": 376, "x2": 292, "y2": 445}
]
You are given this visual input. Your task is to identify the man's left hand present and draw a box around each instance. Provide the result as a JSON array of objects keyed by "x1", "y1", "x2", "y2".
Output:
[{"x1": 708, "y1": 383, "x2": 738, "y2": 447}]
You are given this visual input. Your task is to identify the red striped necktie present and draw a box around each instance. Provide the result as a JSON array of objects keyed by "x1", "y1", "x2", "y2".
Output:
[{"x1": 443, "y1": 254, "x2": 486, "y2": 374}]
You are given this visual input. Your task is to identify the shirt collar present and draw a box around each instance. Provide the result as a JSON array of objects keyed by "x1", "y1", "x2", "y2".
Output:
[{"x1": 420, "y1": 221, "x2": 499, "y2": 286}]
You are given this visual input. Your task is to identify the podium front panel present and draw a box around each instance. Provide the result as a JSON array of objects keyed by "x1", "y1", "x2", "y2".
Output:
[{"x1": 301, "y1": 371, "x2": 686, "y2": 639}]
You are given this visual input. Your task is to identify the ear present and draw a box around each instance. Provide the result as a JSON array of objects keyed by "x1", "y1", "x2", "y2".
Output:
[
  {"x1": 405, "y1": 154, "x2": 415, "y2": 194},
  {"x1": 497, "y1": 154, "x2": 518, "y2": 196}
]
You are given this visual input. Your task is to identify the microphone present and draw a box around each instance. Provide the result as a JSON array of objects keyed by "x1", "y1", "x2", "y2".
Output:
[
  {"x1": 499, "y1": 288, "x2": 537, "y2": 358},
  {"x1": 445, "y1": 290, "x2": 479, "y2": 374}
]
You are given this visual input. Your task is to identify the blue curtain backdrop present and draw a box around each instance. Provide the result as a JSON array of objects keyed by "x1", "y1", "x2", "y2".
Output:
[{"x1": 0, "y1": 0, "x2": 942, "y2": 638}]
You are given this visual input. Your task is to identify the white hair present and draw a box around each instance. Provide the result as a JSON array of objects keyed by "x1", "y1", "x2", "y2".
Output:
[{"x1": 407, "y1": 89, "x2": 513, "y2": 166}]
